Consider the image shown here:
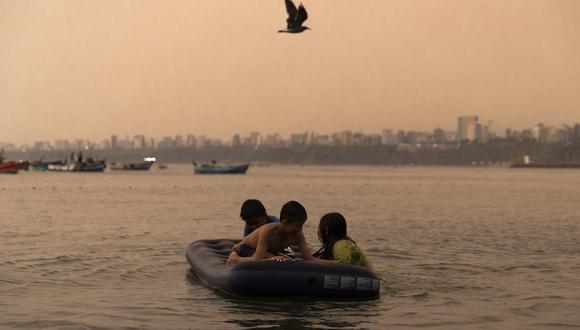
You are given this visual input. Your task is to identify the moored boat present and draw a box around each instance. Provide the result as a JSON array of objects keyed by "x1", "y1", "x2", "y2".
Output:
[
  {"x1": 0, "y1": 149, "x2": 19, "y2": 174},
  {"x1": 31, "y1": 157, "x2": 50, "y2": 171},
  {"x1": 193, "y1": 161, "x2": 249, "y2": 174},
  {"x1": 47, "y1": 163, "x2": 77, "y2": 172},
  {"x1": 0, "y1": 163, "x2": 18, "y2": 174},
  {"x1": 47, "y1": 152, "x2": 106, "y2": 172},
  {"x1": 16, "y1": 160, "x2": 30, "y2": 171},
  {"x1": 510, "y1": 155, "x2": 580, "y2": 169},
  {"x1": 110, "y1": 161, "x2": 153, "y2": 171},
  {"x1": 31, "y1": 161, "x2": 49, "y2": 171},
  {"x1": 79, "y1": 162, "x2": 107, "y2": 172}
]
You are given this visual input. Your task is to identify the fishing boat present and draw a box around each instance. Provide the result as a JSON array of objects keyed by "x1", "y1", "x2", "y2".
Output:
[
  {"x1": 48, "y1": 162, "x2": 106, "y2": 172},
  {"x1": 110, "y1": 158, "x2": 154, "y2": 171},
  {"x1": 31, "y1": 161, "x2": 49, "y2": 171},
  {"x1": 16, "y1": 160, "x2": 30, "y2": 171},
  {"x1": 79, "y1": 162, "x2": 107, "y2": 172},
  {"x1": 30, "y1": 157, "x2": 50, "y2": 171},
  {"x1": 193, "y1": 161, "x2": 249, "y2": 174},
  {"x1": 47, "y1": 152, "x2": 106, "y2": 172},
  {"x1": 510, "y1": 155, "x2": 580, "y2": 169},
  {"x1": 0, "y1": 149, "x2": 18, "y2": 174},
  {"x1": 0, "y1": 163, "x2": 18, "y2": 174},
  {"x1": 111, "y1": 157, "x2": 156, "y2": 171}
]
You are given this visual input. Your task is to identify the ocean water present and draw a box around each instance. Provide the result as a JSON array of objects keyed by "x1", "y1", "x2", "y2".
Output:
[{"x1": 1, "y1": 165, "x2": 579, "y2": 329}]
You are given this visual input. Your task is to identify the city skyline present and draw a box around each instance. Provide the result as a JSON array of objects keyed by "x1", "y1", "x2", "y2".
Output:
[
  {"x1": 3, "y1": 115, "x2": 578, "y2": 146},
  {"x1": 2, "y1": 116, "x2": 578, "y2": 152}
]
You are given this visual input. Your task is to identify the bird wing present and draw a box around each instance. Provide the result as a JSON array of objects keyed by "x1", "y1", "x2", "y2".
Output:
[
  {"x1": 285, "y1": 0, "x2": 298, "y2": 28},
  {"x1": 285, "y1": 0, "x2": 298, "y2": 20},
  {"x1": 295, "y1": 3, "x2": 308, "y2": 26}
]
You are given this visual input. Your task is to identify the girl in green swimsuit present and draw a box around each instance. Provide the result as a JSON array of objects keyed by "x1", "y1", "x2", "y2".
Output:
[{"x1": 313, "y1": 212, "x2": 369, "y2": 268}]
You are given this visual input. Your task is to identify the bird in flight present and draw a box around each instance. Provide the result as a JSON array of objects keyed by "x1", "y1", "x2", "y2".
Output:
[{"x1": 278, "y1": 0, "x2": 310, "y2": 33}]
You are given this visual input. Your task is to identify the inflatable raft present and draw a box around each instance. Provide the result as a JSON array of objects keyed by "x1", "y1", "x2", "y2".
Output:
[{"x1": 186, "y1": 239, "x2": 380, "y2": 298}]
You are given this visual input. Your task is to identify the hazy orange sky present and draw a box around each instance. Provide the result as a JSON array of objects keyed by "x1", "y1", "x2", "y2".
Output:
[{"x1": 1, "y1": 0, "x2": 579, "y2": 144}]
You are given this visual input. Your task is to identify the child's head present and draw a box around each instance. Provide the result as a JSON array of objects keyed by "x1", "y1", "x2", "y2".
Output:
[
  {"x1": 240, "y1": 199, "x2": 268, "y2": 231},
  {"x1": 318, "y1": 212, "x2": 347, "y2": 244},
  {"x1": 280, "y1": 201, "x2": 307, "y2": 233}
]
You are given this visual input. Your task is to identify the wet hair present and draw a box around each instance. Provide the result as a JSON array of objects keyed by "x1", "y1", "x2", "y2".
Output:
[
  {"x1": 279, "y1": 201, "x2": 307, "y2": 225},
  {"x1": 314, "y1": 212, "x2": 350, "y2": 260},
  {"x1": 240, "y1": 199, "x2": 267, "y2": 221},
  {"x1": 317, "y1": 212, "x2": 347, "y2": 244}
]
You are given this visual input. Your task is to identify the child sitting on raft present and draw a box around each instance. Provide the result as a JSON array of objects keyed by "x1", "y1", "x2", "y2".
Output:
[
  {"x1": 227, "y1": 201, "x2": 314, "y2": 264},
  {"x1": 313, "y1": 212, "x2": 370, "y2": 268}
]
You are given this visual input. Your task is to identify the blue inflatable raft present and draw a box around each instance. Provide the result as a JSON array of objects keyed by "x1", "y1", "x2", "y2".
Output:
[{"x1": 186, "y1": 239, "x2": 380, "y2": 298}]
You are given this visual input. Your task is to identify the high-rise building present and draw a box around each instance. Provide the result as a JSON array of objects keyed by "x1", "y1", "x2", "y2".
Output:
[
  {"x1": 352, "y1": 132, "x2": 365, "y2": 145},
  {"x1": 263, "y1": 134, "x2": 284, "y2": 147},
  {"x1": 457, "y1": 116, "x2": 478, "y2": 141},
  {"x1": 111, "y1": 135, "x2": 118, "y2": 150},
  {"x1": 134, "y1": 135, "x2": 146, "y2": 149},
  {"x1": 54, "y1": 139, "x2": 70, "y2": 150},
  {"x1": 396, "y1": 130, "x2": 406, "y2": 144},
  {"x1": 157, "y1": 136, "x2": 173, "y2": 149},
  {"x1": 232, "y1": 134, "x2": 241, "y2": 147},
  {"x1": 186, "y1": 134, "x2": 197, "y2": 148},
  {"x1": 367, "y1": 134, "x2": 382, "y2": 146},
  {"x1": 290, "y1": 133, "x2": 308, "y2": 145},
  {"x1": 100, "y1": 139, "x2": 111, "y2": 150},
  {"x1": 381, "y1": 129, "x2": 397, "y2": 145},
  {"x1": 174, "y1": 135, "x2": 184, "y2": 148},
  {"x1": 433, "y1": 128, "x2": 446, "y2": 143},
  {"x1": 34, "y1": 141, "x2": 52, "y2": 151},
  {"x1": 475, "y1": 123, "x2": 490, "y2": 143},
  {"x1": 248, "y1": 132, "x2": 261, "y2": 146}
]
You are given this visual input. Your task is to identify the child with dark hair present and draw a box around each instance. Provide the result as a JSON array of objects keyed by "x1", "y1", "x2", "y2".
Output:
[
  {"x1": 313, "y1": 212, "x2": 369, "y2": 268},
  {"x1": 227, "y1": 201, "x2": 314, "y2": 264},
  {"x1": 239, "y1": 199, "x2": 279, "y2": 237}
]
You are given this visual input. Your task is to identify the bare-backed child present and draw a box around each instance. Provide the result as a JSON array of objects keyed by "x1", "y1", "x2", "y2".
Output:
[{"x1": 226, "y1": 201, "x2": 314, "y2": 264}]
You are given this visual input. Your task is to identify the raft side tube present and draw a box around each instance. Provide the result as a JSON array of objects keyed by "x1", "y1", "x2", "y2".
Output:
[{"x1": 186, "y1": 239, "x2": 380, "y2": 298}]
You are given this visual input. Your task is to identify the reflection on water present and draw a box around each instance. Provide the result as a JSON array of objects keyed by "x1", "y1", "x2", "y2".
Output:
[
  {"x1": 223, "y1": 299, "x2": 381, "y2": 330},
  {"x1": 185, "y1": 269, "x2": 382, "y2": 329},
  {"x1": 1, "y1": 165, "x2": 580, "y2": 329}
]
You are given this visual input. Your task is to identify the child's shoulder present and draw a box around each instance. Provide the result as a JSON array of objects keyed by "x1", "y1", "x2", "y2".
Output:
[{"x1": 260, "y1": 222, "x2": 281, "y2": 233}]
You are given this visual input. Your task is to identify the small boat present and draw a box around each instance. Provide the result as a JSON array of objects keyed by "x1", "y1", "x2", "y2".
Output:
[
  {"x1": 31, "y1": 157, "x2": 50, "y2": 171},
  {"x1": 110, "y1": 161, "x2": 153, "y2": 171},
  {"x1": 31, "y1": 161, "x2": 49, "y2": 171},
  {"x1": 158, "y1": 164, "x2": 168, "y2": 170},
  {"x1": 0, "y1": 149, "x2": 19, "y2": 174},
  {"x1": 193, "y1": 161, "x2": 249, "y2": 174},
  {"x1": 79, "y1": 162, "x2": 107, "y2": 172},
  {"x1": 0, "y1": 163, "x2": 18, "y2": 174},
  {"x1": 47, "y1": 163, "x2": 77, "y2": 172},
  {"x1": 510, "y1": 155, "x2": 580, "y2": 169},
  {"x1": 48, "y1": 162, "x2": 106, "y2": 172},
  {"x1": 47, "y1": 152, "x2": 106, "y2": 172},
  {"x1": 16, "y1": 160, "x2": 30, "y2": 171}
]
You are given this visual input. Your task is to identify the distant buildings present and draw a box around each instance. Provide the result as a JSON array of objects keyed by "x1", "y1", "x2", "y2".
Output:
[
  {"x1": 381, "y1": 129, "x2": 397, "y2": 145},
  {"x1": 110, "y1": 135, "x2": 118, "y2": 150},
  {"x1": 458, "y1": 116, "x2": 478, "y2": 142},
  {"x1": 3, "y1": 116, "x2": 580, "y2": 152}
]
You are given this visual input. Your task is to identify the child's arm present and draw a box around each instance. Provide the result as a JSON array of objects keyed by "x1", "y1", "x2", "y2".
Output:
[
  {"x1": 252, "y1": 226, "x2": 273, "y2": 260},
  {"x1": 296, "y1": 232, "x2": 314, "y2": 261}
]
